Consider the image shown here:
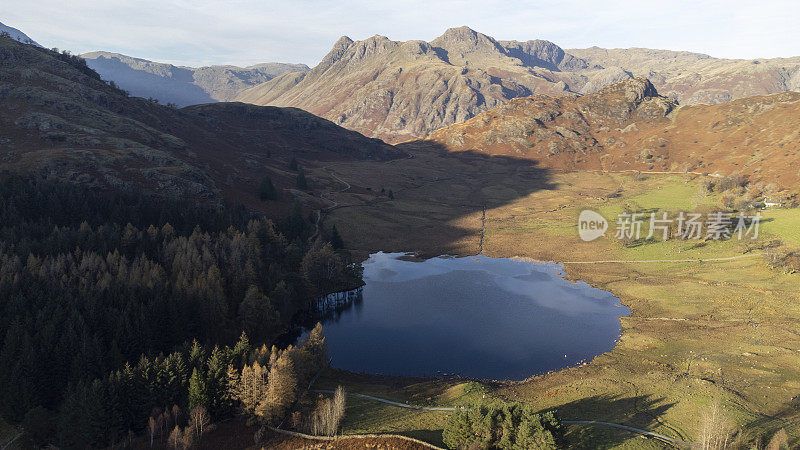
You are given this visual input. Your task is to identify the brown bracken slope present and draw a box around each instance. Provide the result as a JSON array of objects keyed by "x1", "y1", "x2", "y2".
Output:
[{"x1": 426, "y1": 77, "x2": 800, "y2": 189}]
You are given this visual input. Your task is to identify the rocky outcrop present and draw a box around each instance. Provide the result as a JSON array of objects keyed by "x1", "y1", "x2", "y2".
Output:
[{"x1": 427, "y1": 77, "x2": 800, "y2": 189}]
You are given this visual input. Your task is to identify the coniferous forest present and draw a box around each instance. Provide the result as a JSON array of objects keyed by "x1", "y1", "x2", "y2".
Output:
[{"x1": 0, "y1": 175, "x2": 361, "y2": 447}]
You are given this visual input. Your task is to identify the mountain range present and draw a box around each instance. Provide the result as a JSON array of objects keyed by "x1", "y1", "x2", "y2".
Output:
[
  {"x1": 235, "y1": 26, "x2": 800, "y2": 142},
  {"x1": 2, "y1": 22, "x2": 799, "y2": 198},
  {"x1": 71, "y1": 26, "x2": 800, "y2": 143}
]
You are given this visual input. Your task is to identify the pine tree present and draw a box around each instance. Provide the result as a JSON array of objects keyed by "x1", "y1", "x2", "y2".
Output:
[
  {"x1": 238, "y1": 286, "x2": 280, "y2": 341},
  {"x1": 387, "y1": 189, "x2": 394, "y2": 199},
  {"x1": 232, "y1": 332, "x2": 251, "y2": 367},
  {"x1": 296, "y1": 170, "x2": 308, "y2": 190},
  {"x1": 329, "y1": 225, "x2": 344, "y2": 250},
  {"x1": 187, "y1": 369, "x2": 208, "y2": 410},
  {"x1": 305, "y1": 323, "x2": 328, "y2": 370},
  {"x1": 268, "y1": 346, "x2": 279, "y2": 370},
  {"x1": 259, "y1": 176, "x2": 277, "y2": 201},
  {"x1": 289, "y1": 157, "x2": 299, "y2": 171}
]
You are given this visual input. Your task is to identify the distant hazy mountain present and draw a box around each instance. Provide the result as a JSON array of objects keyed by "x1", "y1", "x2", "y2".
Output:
[
  {"x1": 81, "y1": 51, "x2": 309, "y2": 106},
  {"x1": 236, "y1": 26, "x2": 800, "y2": 142},
  {"x1": 0, "y1": 21, "x2": 40, "y2": 46}
]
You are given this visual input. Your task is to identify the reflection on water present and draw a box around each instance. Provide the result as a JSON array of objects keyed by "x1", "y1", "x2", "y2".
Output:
[{"x1": 312, "y1": 252, "x2": 630, "y2": 380}]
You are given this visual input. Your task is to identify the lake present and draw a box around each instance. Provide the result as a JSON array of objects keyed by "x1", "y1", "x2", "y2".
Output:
[{"x1": 314, "y1": 252, "x2": 629, "y2": 380}]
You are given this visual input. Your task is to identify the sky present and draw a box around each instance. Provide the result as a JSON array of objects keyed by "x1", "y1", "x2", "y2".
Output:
[{"x1": 2, "y1": 0, "x2": 799, "y2": 68}]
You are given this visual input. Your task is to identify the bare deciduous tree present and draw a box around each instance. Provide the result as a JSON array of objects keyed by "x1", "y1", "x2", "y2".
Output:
[
  {"x1": 697, "y1": 401, "x2": 734, "y2": 450},
  {"x1": 189, "y1": 405, "x2": 210, "y2": 439},
  {"x1": 148, "y1": 416, "x2": 157, "y2": 446},
  {"x1": 305, "y1": 385, "x2": 346, "y2": 436}
]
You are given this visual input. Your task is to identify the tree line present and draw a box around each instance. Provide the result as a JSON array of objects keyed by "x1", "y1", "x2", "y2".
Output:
[{"x1": 0, "y1": 175, "x2": 360, "y2": 447}]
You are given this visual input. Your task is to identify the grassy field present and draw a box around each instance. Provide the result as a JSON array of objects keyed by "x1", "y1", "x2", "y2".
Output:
[
  {"x1": 761, "y1": 208, "x2": 800, "y2": 246},
  {"x1": 308, "y1": 147, "x2": 800, "y2": 448}
]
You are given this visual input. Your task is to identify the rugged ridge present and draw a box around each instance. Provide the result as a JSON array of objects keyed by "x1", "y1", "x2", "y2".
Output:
[
  {"x1": 236, "y1": 27, "x2": 594, "y2": 143},
  {"x1": 237, "y1": 27, "x2": 800, "y2": 142}
]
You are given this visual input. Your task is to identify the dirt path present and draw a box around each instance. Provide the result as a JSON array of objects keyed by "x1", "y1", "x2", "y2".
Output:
[
  {"x1": 560, "y1": 253, "x2": 762, "y2": 265},
  {"x1": 562, "y1": 420, "x2": 689, "y2": 447},
  {"x1": 312, "y1": 167, "x2": 354, "y2": 239},
  {"x1": 310, "y1": 209, "x2": 321, "y2": 240},
  {"x1": 596, "y1": 169, "x2": 723, "y2": 178}
]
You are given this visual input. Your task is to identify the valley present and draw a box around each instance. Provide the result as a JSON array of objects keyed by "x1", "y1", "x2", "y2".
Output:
[
  {"x1": 1, "y1": 12, "x2": 799, "y2": 449},
  {"x1": 306, "y1": 148, "x2": 800, "y2": 448}
]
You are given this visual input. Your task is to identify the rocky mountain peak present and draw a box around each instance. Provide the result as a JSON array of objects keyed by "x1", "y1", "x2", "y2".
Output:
[
  {"x1": 501, "y1": 39, "x2": 590, "y2": 71},
  {"x1": 430, "y1": 26, "x2": 507, "y2": 62},
  {"x1": 314, "y1": 35, "x2": 355, "y2": 74}
]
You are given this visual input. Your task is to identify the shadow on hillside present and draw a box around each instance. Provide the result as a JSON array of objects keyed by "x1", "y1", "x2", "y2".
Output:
[
  {"x1": 554, "y1": 394, "x2": 679, "y2": 448},
  {"x1": 327, "y1": 140, "x2": 558, "y2": 257}
]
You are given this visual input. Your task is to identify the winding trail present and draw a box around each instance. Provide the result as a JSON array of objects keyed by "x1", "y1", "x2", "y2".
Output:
[
  {"x1": 562, "y1": 420, "x2": 689, "y2": 447},
  {"x1": 311, "y1": 390, "x2": 689, "y2": 446},
  {"x1": 310, "y1": 209, "x2": 321, "y2": 240},
  {"x1": 560, "y1": 253, "x2": 762, "y2": 265},
  {"x1": 311, "y1": 167, "x2": 353, "y2": 240}
]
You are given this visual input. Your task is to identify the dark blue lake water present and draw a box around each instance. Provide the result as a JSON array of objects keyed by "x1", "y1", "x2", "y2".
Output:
[{"x1": 317, "y1": 252, "x2": 629, "y2": 380}]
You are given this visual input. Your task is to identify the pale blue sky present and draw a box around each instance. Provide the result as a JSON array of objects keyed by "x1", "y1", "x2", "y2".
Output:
[{"x1": 2, "y1": 0, "x2": 799, "y2": 67}]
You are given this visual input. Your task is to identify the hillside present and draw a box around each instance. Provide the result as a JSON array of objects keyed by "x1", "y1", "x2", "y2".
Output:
[
  {"x1": 236, "y1": 27, "x2": 800, "y2": 143},
  {"x1": 81, "y1": 51, "x2": 309, "y2": 106},
  {"x1": 0, "y1": 35, "x2": 397, "y2": 210},
  {"x1": 427, "y1": 77, "x2": 800, "y2": 189}
]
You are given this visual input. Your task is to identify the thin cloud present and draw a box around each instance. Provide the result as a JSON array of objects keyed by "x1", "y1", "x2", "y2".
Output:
[{"x1": 2, "y1": 0, "x2": 798, "y2": 67}]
